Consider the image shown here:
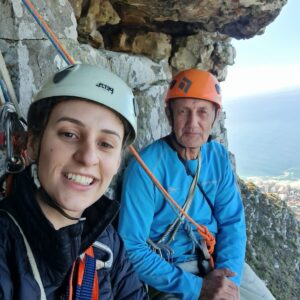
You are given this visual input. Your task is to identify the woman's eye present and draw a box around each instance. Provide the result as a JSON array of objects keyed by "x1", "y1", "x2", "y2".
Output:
[
  {"x1": 99, "y1": 141, "x2": 113, "y2": 149},
  {"x1": 60, "y1": 132, "x2": 78, "y2": 139}
]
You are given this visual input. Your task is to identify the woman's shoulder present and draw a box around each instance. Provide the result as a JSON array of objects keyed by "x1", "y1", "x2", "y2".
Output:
[
  {"x1": 0, "y1": 209, "x2": 25, "y2": 247},
  {"x1": 0, "y1": 209, "x2": 30, "y2": 273}
]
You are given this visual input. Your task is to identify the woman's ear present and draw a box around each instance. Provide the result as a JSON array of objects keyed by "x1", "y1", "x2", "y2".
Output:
[{"x1": 26, "y1": 133, "x2": 39, "y2": 161}]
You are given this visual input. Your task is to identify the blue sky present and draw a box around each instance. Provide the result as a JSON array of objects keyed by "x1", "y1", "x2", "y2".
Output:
[{"x1": 221, "y1": 0, "x2": 300, "y2": 101}]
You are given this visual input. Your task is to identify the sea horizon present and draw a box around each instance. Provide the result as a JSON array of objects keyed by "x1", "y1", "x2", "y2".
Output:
[{"x1": 224, "y1": 88, "x2": 300, "y2": 182}]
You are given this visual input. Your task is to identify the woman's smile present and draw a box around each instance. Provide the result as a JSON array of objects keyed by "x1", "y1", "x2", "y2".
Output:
[{"x1": 31, "y1": 99, "x2": 124, "y2": 218}]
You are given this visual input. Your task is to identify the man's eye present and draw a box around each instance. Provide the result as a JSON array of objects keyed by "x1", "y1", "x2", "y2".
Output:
[{"x1": 200, "y1": 110, "x2": 209, "y2": 116}]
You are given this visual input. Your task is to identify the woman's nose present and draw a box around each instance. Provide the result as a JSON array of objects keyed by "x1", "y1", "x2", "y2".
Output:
[{"x1": 73, "y1": 140, "x2": 99, "y2": 166}]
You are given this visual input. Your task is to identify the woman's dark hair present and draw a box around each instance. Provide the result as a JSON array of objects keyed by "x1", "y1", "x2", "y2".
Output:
[{"x1": 27, "y1": 97, "x2": 65, "y2": 142}]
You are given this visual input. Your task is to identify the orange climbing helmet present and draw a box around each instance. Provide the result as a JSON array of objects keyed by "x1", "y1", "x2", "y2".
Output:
[{"x1": 165, "y1": 69, "x2": 222, "y2": 109}]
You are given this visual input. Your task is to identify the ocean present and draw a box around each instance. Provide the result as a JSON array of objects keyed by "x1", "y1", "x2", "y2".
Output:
[{"x1": 224, "y1": 88, "x2": 300, "y2": 181}]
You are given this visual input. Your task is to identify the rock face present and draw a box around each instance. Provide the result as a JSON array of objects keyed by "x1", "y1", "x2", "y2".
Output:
[{"x1": 1, "y1": 1, "x2": 298, "y2": 299}]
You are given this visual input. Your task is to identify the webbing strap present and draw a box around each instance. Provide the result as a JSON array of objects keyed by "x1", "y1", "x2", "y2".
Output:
[
  {"x1": 69, "y1": 246, "x2": 99, "y2": 300},
  {"x1": 154, "y1": 152, "x2": 202, "y2": 246},
  {"x1": 0, "y1": 209, "x2": 47, "y2": 300}
]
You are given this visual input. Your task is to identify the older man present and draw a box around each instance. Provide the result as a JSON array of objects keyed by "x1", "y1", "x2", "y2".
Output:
[{"x1": 118, "y1": 69, "x2": 274, "y2": 300}]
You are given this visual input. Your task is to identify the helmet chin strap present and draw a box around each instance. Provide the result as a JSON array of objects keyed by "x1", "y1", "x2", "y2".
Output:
[
  {"x1": 38, "y1": 187, "x2": 84, "y2": 221},
  {"x1": 31, "y1": 164, "x2": 84, "y2": 222}
]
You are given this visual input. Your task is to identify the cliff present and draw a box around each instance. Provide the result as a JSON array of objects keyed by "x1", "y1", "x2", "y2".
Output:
[{"x1": 1, "y1": 1, "x2": 299, "y2": 299}]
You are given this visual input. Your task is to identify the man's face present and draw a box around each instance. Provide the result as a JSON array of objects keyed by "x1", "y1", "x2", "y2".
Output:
[{"x1": 170, "y1": 98, "x2": 217, "y2": 149}]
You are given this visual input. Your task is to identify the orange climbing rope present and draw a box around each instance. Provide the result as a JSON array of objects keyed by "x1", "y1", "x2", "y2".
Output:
[
  {"x1": 130, "y1": 146, "x2": 216, "y2": 266},
  {"x1": 21, "y1": 0, "x2": 216, "y2": 267}
]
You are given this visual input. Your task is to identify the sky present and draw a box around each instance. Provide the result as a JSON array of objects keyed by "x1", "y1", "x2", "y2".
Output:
[{"x1": 221, "y1": 0, "x2": 300, "y2": 101}]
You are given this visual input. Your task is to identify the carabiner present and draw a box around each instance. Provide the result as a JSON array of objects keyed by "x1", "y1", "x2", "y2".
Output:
[{"x1": 0, "y1": 103, "x2": 26, "y2": 173}]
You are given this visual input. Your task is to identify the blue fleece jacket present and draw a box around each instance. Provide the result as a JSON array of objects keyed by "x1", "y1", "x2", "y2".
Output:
[{"x1": 118, "y1": 138, "x2": 246, "y2": 299}]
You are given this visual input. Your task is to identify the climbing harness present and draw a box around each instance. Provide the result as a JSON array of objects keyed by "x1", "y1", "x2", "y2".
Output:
[
  {"x1": 147, "y1": 148, "x2": 213, "y2": 274},
  {"x1": 131, "y1": 146, "x2": 216, "y2": 268}
]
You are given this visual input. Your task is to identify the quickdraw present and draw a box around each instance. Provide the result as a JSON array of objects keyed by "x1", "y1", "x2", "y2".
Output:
[{"x1": 0, "y1": 103, "x2": 27, "y2": 174}]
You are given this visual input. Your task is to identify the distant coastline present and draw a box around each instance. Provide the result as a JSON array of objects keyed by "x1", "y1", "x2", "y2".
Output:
[
  {"x1": 225, "y1": 88, "x2": 300, "y2": 220},
  {"x1": 244, "y1": 176, "x2": 300, "y2": 221}
]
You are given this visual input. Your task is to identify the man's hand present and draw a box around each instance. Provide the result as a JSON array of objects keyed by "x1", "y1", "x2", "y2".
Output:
[{"x1": 199, "y1": 268, "x2": 239, "y2": 300}]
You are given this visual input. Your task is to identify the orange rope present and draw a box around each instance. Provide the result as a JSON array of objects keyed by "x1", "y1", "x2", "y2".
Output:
[
  {"x1": 22, "y1": 0, "x2": 75, "y2": 65},
  {"x1": 22, "y1": 0, "x2": 216, "y2": 267},
  {"x1": 129, "y1": 145, "x2": 216, "y2": 263}
]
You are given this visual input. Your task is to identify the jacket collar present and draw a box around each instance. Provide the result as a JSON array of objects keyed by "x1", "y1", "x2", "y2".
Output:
[{"x1": 0, "y1": 167, "x2": 119, "y2": 284}]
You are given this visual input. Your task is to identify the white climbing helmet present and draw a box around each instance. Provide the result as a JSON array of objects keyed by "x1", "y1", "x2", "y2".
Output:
[{"x1": 33, "y1": 63, "x2": 137, "y2": 144}]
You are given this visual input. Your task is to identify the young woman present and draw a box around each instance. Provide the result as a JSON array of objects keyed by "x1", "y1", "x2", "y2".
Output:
[{"x1": 0, "y1": 64, "x2": 146, "y2": 299}]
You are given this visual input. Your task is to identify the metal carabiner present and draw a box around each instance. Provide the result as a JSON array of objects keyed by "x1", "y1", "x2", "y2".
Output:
[{"x1": 0, "y1": 103, "x2": 26, "y2": 174}]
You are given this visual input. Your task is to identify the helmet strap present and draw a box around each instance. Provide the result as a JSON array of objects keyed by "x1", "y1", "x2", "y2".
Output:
[{"x1": 30, "y1": 163, "x2": 84, "y2": 222}]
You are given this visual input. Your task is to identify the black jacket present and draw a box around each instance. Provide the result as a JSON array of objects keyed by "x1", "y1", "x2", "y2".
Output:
[{"x1": 0, "y1": 168, "x2": 146, "y2": 299}]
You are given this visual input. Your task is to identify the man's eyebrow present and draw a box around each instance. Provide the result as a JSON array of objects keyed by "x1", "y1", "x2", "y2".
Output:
[{"x1": 56, "y1": 117, "x2": 122, "y2": 139}]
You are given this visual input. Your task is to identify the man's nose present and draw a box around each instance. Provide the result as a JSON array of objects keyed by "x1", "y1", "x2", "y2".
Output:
[{"x1": 187, "y1": 111, "x2": 198, "y2": 126}]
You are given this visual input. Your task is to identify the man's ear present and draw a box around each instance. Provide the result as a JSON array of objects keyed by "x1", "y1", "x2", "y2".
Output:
[
  {"x1": 165, "y1": 107, "x2": 172, "y2": 126},
  {"x1": 211, "y1": 107, "x2": 221, "y2": 128},
  {"x1": 215, "y1": 108, "x2": 221, "y2": 120},
  {"x1": 26, "y1": 133, "x2": 39, "y2": 161}
]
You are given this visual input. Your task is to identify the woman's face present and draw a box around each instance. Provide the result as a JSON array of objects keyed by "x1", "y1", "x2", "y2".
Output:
[{"x1": 29, "y1": 99, "x2": 124, "y2": 217}]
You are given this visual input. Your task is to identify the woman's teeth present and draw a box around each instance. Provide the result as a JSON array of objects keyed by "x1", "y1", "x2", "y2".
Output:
[{"x1": 66, "y1": 173, "x2": 94, "y2": 185}]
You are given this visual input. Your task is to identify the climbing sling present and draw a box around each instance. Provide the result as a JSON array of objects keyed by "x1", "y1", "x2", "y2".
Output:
[
  {"x1": 147, "y1": 144, "x2": 212, "y2": 274},
  {"x1": 68, "y1": 247, "x2": 99, "y2": 300}
]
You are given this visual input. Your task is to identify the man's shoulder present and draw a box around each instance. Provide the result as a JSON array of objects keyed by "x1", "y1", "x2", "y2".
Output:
[
  {"x1": 141, "y1": 138, "x2": 167, "y2": 154},
  {"x1": 125, "y1": 137, "x2": 174, "y2": 177},
  {"x1": 130, "y1": 138, "x2": 169, "y2": 164}
]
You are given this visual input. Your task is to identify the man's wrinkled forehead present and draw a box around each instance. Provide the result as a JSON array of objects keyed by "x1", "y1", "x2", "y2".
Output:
[{"x1": 170, "y1": 98, "x2": 215, "y2": 109}]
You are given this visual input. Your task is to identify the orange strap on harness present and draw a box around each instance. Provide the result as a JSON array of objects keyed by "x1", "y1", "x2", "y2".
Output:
[{"x1": 68, "y1": 246, "x2": 99, "y2": 300}]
